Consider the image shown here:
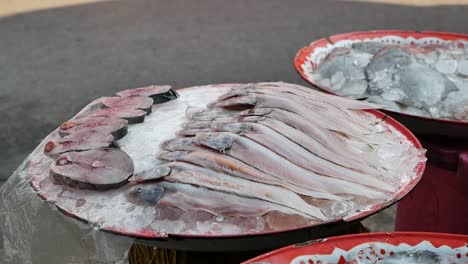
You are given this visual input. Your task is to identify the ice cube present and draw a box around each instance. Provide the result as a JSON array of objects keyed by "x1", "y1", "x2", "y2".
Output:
[
  {"x1": 398, "y1": 61, "x2": 458, "y2": 108},
  {"x1": 447, "y1": 75, "x2": 468, "y2": 93},
  {"x1": 351, "y1": 41, "x2": 387, "y2": 55},
  {"x1": 153, "y1": 219, "x2": 185, "y2": 233},
  {"x1": 366, "y1": 96, "x2": 402, "y2": 111},
  {"x1": 367, "y1": 70, "x2": 395, "y2": 94},
  {"x1": 339, "y1": 80, "x2": 368, "y2": 98},
  {"x1": 435, "y1": 58, "x2": 458, "y2": 74},
  {"x1": 399, "y1": 105, "x2": 428, "y2": 117},
  {"x1": 415, "y1": 50, "x2": 439, "y2": 65},
  {"x1": 366, "y1": 46, "x2": 412, "y2": 94},
  {"x1": 328, "y1": 200, "x2": 356, "y2": 217},
  {"x1": 439, "y1": 86, "x2": 468, "y2": 120},
  {"x1": 316, "y1": 47, "x2": 370, "y2": 82},
  {"x1": 377, "y1": 250, "x2": 440, "y2": 264},
  {"x1": 316, "y1": 77, "x2": 331, "y2": 88},
  {"x1": 331, "y1": 71, "x2": 346, "y2": 90},
  {"x1": 457, "y1": 58, "x2": 468, "y2": 77},
  {"x1": 381, "y1": 89, "x2": 407, "y2": 102}
]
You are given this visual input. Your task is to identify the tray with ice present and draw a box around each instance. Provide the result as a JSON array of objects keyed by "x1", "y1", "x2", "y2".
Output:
[
  {"x1": 243, "y1": 232, "x2": 468, "y2": 264},
  {"x1": 295, "y1": 31, "x2": 468, "y2": 138},
  {"x1": 2, "y1": 81, "x2": 426, "y2": 251}
]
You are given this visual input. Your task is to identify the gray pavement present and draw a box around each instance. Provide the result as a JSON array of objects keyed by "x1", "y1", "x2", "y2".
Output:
[{"x1": 1, "y1": 0, "x2": 468, "y2": 180}]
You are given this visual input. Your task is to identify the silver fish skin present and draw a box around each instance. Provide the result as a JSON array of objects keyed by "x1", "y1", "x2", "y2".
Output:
[
  {"x1": 256, "y1": 82, "x2": 380, "y2": 109},
  {"x1": 159, "y1": 181, "x2": 311, "y2": 218},
  {"x1": 221, "y1": 86, "x2": 382, "y2": 138},
  {"x1": 237, "y1": 113, "x2": 380, "y2": 176},
  {"x1": 212, "y1": 92, "x2": 383, "y2": 145},
  {"x1": 239, "y1": 107, "x2": 381, "y2": 173},
  {"x1": 193, "y1": 132, "x2": 388, "y2": 199},
  {"x1": 211, "y1": 121, "x2": 394, "y2": 192},
  {"x1": 163, "y1": 161, "x2": 327, "y2": 220},
  {"x1": 157, "y1": 149, "x2": 343, "y2": 201}
]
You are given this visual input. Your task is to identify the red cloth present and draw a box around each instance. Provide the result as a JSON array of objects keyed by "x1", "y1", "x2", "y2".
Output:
[{"x1": 395, "y1": 138, "x2": 468, "y2": 234}]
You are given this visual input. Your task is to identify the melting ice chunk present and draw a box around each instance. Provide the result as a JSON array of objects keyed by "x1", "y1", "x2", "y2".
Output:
[
  {"x1": 435, "y1": 58, "x2": 458, "y2": 74},
  {"x1": 376, "y1": 250, "x2": 440, "y2": 264}
]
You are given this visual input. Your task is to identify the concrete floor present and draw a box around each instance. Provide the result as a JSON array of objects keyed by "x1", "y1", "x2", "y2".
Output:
[{"x1": 1, "y1": 0, "x2": 467, "y2": 232}]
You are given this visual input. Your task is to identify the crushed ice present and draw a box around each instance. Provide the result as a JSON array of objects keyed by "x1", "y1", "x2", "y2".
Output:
[
  {"x1": 311, "y1": 41, "x2": 468, "y2": 120},
  {"x1": 29, "y1": 84, "x2": 425, "y2": 236}
]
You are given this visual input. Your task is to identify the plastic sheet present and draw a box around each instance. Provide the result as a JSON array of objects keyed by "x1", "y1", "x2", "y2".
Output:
[{"x1": 0, "y1": 147, "x2": 133, "y2": 264}]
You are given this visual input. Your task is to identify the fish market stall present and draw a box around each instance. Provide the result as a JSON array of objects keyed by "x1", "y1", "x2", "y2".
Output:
[
  {"x1": 0, "y1": 82, "x2": 426, "y2": 263},
  {"x1": 243, "y1": 232, "x2": 468, "y2": 264},
  {"x1": 295, "y1": 30, "x2": 468, "y2": 234}
]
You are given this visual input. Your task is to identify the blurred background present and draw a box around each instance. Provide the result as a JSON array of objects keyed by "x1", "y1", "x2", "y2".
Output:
[{"x1": 1, "y1": 0, "x2": 467, "y2": 231}]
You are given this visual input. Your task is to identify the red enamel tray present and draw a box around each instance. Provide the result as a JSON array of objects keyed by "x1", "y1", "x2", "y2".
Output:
[
  {"x1": 28, "y1": 85, "x2": 426, "y2": 252},
  {"x1": 243, "y1": 232, "x2": 468, "y2": 264},
  {"x1": 294, "y1": 30, "x2": 468, "y2": 139}
]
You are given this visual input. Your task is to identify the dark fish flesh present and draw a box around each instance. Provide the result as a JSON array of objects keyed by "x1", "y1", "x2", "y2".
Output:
[
  {"x1": 58, "y1": 116, "x2": 128, "y2": 140},
  {"x1": 116, "y1": 85, "x2": 179, "y2": 104},
  {"x1": 44, "y1": 131, "x2": 116, "y2": 158},
  {"x1": 50, "y1": 148, "x2": 134, "y2": 190},
  {"x1": 101, "y1": 96, "x2": 154, "y2": 113}
]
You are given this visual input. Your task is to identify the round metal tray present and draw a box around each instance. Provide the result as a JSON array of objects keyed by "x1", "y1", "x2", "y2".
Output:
[
  {"x1": 294, "y1": 30, "x2": 468, "y2": 139},
  {"x1": 29, "y1": 84, "x2": 426, "y2": 252}
]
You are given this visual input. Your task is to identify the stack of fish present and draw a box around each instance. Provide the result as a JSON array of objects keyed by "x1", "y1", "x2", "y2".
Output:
[
  {"x1": 312, "y1": 42, "x2": 468, "y2": 120},
  {"x1": 47, "y1": 85, "x2": 179, "y2": 190},
  {"x1": 128, "y1": 82, "x2": 412, "y2": 222}
]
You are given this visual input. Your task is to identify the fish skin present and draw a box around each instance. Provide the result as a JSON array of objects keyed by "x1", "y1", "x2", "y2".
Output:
[
  {"x1": 239, "y1": 107, "x2": 381, "y2": 173},
  {"x1": 100, "y1": 96, "x2": 154, "y2": 113},
  {"x1": 237, "y1": 113, "x2": 380, "y2": 176},
  {"x1": 163, "y1": 161, "x2": 327, "y2": 220},
  {"x1": 129, "y1": 165, "x2": 172, "y2": 183},
  {"x1": 176, "y1": 128, "x2": 212, "y2": 137},
  {"x1": 212, "y1": 92, "x2": 382, "y2": 145},
  {"x1": 194, "y1": 132, "x2": 387, "y2": 199},
  {"x1": 186, "y1": 107, "x2": 238, "y2": 121},
  {"x1": 182, "y1": 121, "x2": 213, "y2": 129},
  {"x1": 211, "y1": 121, "x2": 394, "y2": 192},
  {"x1": 126, "y1": 184, "x2": 165, "y2": 206},
  {"x1": 159, "y1": 181, "x2": 308, "y2": 218},
  {"x1": 222, "y1": 86, "x2": 379, "y2": 135},
  {"x1": 157, "y1": 149, "x2": 343, "y2": 201},
  {"x1": 160, "y1": 137, "x2": 196, "y2": 152},
  {"x1": 256, "y1": 82, "x2": 380, "y2": 109}
]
